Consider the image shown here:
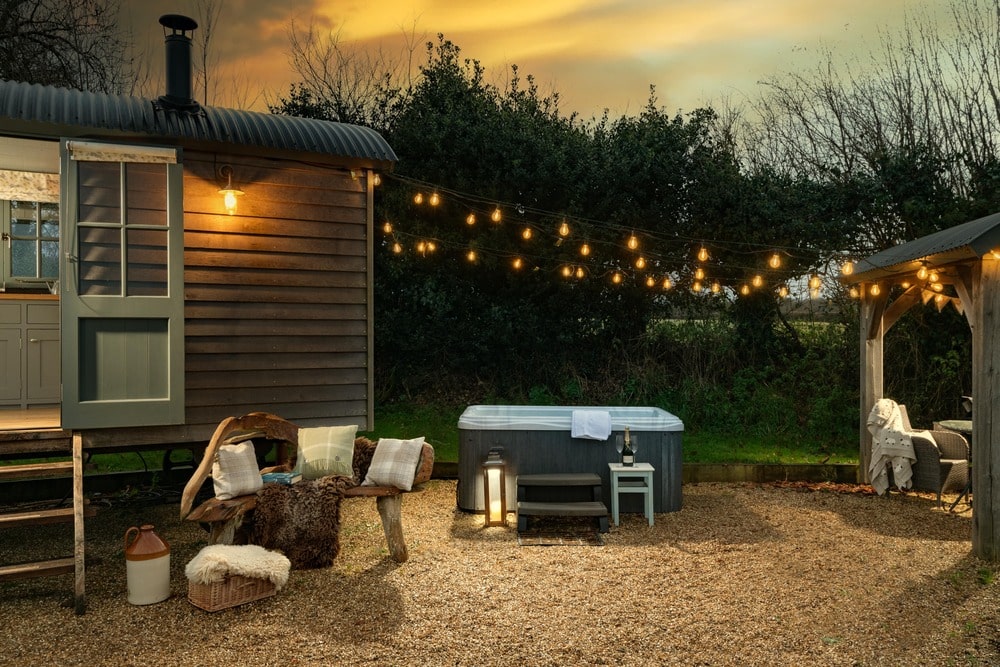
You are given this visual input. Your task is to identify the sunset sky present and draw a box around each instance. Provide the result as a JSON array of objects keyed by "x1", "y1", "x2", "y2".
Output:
[{"x1": 129, "y1": 0, "x2": 951, "y2": 118}]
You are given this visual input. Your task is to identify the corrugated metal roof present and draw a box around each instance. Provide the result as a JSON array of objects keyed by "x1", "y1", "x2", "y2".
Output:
[
  {"x1": 844, "y1": 211, "x2": 1000, "y2": 283},
  {"x1": 0, "y1": 79, "x2": 396, "y2": 168}
]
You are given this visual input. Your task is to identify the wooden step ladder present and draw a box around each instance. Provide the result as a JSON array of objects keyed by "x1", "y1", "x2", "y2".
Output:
[
  {"x1": 516, "y1": 472, "x2": 609, "y2": 533},
  {"x1": 0, "y1": 434, "x2": 91, "y2": 614}
]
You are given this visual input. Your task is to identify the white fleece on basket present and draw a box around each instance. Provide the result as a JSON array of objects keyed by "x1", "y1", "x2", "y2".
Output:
[{"x1": 185, "y1": 544, "x2": 291, "y2": 589}]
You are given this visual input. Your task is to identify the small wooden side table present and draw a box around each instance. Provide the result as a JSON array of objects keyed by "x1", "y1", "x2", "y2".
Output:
[{"x1": 608, "y1": 462, "x2": 654, "y2": 526}]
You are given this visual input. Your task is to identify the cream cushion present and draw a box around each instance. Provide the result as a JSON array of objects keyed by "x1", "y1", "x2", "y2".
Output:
[
  {"x1": 296, "y1": 425, "x2": 358, "y2": 479},
  {"x1": 362, "y1": 437, "x2": 425, "y2": 491},
  {"x1": 212, "y1": 441, "x2": 263, "y2": 500}
]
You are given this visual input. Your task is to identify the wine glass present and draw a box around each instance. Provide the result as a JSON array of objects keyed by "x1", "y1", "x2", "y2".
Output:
[
  {"x1": 615, "y1": 433, "x2": 624, "y2": 464},
  {"x1": 630, "y1": 434, "x2": 639, "y2": 460}
]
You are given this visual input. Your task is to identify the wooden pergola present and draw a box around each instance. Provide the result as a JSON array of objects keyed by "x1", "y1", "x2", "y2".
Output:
[{"x1": 843, "y1": 211, "x2": 1000, "y2": 561}]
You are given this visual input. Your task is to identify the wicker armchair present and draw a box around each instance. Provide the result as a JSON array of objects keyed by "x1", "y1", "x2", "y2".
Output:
[{"x1": 909, "y1": 429, "x2": 969, "y2": 507}]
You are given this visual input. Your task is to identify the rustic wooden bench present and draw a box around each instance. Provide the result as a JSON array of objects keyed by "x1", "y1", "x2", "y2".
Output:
[{"x1": 179, "y1": 413, "x2": 434, "y2": 563}]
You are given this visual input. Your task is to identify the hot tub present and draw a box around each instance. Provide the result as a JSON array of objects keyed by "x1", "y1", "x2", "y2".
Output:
[{"x1": 457, "y1": 405, "x2": 683, "y2": 514}]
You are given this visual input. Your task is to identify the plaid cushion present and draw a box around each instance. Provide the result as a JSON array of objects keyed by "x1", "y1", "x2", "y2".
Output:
[
  {"x1": 297, "y1": 425, "x2": 358, "y2": 480},
  {"x1": 362, "y1": 437, "x2": 425, "y2": 491},
  {"x1": 212, "y1": 441, "x2": 263, "y2": 500}
]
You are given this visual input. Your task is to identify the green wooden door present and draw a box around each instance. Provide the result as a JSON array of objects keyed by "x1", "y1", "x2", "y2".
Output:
[{"x1": 60, "y1": 140, "x2": 185, "y2": 429}]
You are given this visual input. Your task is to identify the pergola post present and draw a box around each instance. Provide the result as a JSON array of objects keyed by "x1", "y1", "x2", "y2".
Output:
[
  {"x1": 858, "y1": 288, "x2": 886, "y2": 484},
  {"x1": 973, "y1": 259, "x2": 998, "y2": 560}
]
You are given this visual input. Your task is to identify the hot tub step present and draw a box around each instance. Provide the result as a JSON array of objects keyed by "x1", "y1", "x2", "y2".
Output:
[
  {"x1": 516, "y1": 501, "x2": 609, "y2": 532},
  {"x1": 516, "y1": 473, "x2": 602, "y2": 487}
]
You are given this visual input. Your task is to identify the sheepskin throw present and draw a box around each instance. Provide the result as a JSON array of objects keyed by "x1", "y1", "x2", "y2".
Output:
[
  {"x1": 250, "y1": 474, "x2": 354, "y2": 569},
  {"x1": 185, "y1": 544, "x2": 290, "y2": 589}
]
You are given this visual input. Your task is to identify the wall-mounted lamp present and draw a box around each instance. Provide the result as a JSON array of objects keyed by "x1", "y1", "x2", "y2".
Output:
[
  {"x1": 218, "y1": 165, "x2": 244, "y2": 215},
  {"x1": 482, "y1": 447, "x2": 507, "y2": 527}
]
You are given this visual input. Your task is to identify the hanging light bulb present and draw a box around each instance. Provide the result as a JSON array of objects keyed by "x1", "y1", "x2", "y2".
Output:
[
  {"x1": 870, "y1": 283, "x2": 881, "y2": 296},
  {"x1": 739, "y1": 284, "x2": 750, "y2": 296},
  {"x1": 426, "y1": 241, "x2": 437, "y2": 252},
  {"x1": 692, "y1": 281, "x2": 702, "y2": 292},
  {"x1": 929, "y1": 270, "x2": 939, "y2": 283},
  {"x1": 849, "y1": 287, "x2": 860, "y2": 298},
  {"x1": 372, "y1": 173, "x2": 382, "y2": 186},
  {"x1": 466, "y1": 250, "x2": 477, "y2": 262},
  {"x1": 382, "y1": 221, "x2": 393, "y2": 234},
  {"x1": 627, "y1": 234, "x2": 639, "y2": 250},
  {"x1": 416, "y1": 241, "x2": 426, "y2": 254},
  {"x1": 694, "y1": 267, "x2": 705, "y2": 281},
  {"x1": 711, "y1": 281, "x2": 721, "y2": 294},
  {"x1": 413, "y1": 192, "x2": 424, "y2": 205},
  {"x1": 522, "y1": 227, "x2": 533, "y2": 240},
  {"x1": 778, "y1": 285, "x2": 789, "y2": 298},
  {"x1": 841, "y1": 260, "x2": 854, "y2": 276},
  {"x1": 580, "y1": 243, "x2": 591, "y2": 257},
  {"x1": 752, "y1": 274, "x2": 763, "y2": 288},
  {"x1": 575, "y1": 267, "x2": 585, "y2": 279},
  {"x1": 635, "y1": 256, "x2": 646, "y2": 270},
  {"x1": 662, "y1": 277, "x2": 672, "y2": 290},
  {"x1": 611, "y1": 272, "x2": 623, "y2": 284},
  {"x1": 562, "y1": 265, "x2": 572, "y2": 278},
  {"x1": 512, "y1": 257, "x2": 523, "y2": 270},
  {"x1": 769, "y1": 253, "x2": 782, "y2": 269},
  {"x1": 466, "y1": 213, "x2": 476, "y2": 226},
  {"x1": 558, "y1": 220, "x2": 570, "y2": 237},
  {"x1": 429, "y1": 192, "x2": 441, "y2": 206},
  {"x1": 646, "y1": 276, "x2": 656, "y2": 288},
  {"x1": 697, "y1": 247, "x2": 709, "y2": 262},
  {"x1": 932, "y1": 282, "x2": 943, "y2": 292},
  {"x1": 491, "y1": 207, "x2": 502, "y2": 223},
  {"x1": 917, "y1": 264, "x2": 929, "y2": 280},
  {"x1": 809, "y1": 274, "x2": 821, "y2": 290},
  {"x1": 901, "y1": 281, "x2": 911, "y2": 289},
  {"x1": 392, "y1": 242, "x2": 402, "y2": 254}
]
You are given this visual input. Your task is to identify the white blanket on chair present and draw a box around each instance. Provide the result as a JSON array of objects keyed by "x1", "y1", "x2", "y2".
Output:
[
  {"x1": 571, "y1": 410, "x2": 612, "y2": 440},
  {"x1": 866, "y1": 398, "x2": 916, "y2": 495}
]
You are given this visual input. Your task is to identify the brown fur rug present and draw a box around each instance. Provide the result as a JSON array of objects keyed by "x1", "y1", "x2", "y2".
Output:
[{"x1": 248, "y1": 437, "x2": 380, "y2": 570}]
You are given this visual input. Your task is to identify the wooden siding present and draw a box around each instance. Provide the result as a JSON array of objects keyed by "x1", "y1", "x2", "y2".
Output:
[{"x1": 179, "y1": 153, "x2": 372, "y2": 434}]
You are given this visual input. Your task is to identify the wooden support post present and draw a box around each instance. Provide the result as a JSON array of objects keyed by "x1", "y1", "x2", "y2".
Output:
[
  {"x1": 72, "y1": 432, "x2": 86, "y2": 615},
  {"x1": 859, "y1": 288, "x2": 886, "y2": 484},
  {"x1": 376, "y1": 494, "x2": 408, "y2": 563},
  {"x1": 973, "y1": 260, "x2": 998, "y2": 561}
]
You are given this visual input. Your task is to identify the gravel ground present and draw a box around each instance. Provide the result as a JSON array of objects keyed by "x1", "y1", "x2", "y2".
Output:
[{"x1": 1, "y1": 480, "x2": 998, "y2": 666}]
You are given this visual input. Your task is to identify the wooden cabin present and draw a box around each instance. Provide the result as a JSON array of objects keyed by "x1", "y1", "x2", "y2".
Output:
[
  {"x1": 842, "y1": 213, "x2": 1000, "y2": 561},
  {"x1": 0, "y1": 22, "x2": 395, "y2": 454}
]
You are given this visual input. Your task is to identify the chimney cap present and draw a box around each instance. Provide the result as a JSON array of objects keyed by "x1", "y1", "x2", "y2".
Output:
[{"x1": 159, "y1": 14, "x2": 198, "y2": 33}]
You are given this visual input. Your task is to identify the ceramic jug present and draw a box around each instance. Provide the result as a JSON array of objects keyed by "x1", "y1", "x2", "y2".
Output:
[{"x1": 124, "y1": 524, "x2": 170, "y2": 605}]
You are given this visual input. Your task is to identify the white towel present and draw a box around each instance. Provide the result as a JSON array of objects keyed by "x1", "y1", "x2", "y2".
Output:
[{"x1": 571, "y1": 410, "x2": 612, "y2": 440}]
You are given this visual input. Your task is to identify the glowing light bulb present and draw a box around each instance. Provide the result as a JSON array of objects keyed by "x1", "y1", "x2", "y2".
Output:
[
  {"x1": 392, "y1": 242, "x2": 402, "y2": 254},
  {"x1": 778, "y1": 285, "x2": 789, "y2": 298},
  {"x1": 466, "y1": 213, "x2": 476, "y2": 226},
  {"x1": 491, "y1": 207, "x2": 502, "y2": 223},
  {"x1": 841, "y1": 260, "x2": 854, "y2": 276},
  {"x1": 711, "y1": 281, "x2": 721, "y2": 294},
  {"x1": 575, "y1": 267, "x2": 585, "y2": 279},
  {"x1": 416, "y1": 241, "x2": 426, "y2": 253},
  {"x1": 426, "y1": 241, "x2": 437, "y2": 252},
  {"x1": 870, "y1": 283, "x2": 881, "y2": 296},
  {"x1": 561, "y1": 265, "x2": 571, "y2": 278},
  {"x1": 580, "y1": 243, "x2": 591, "y2": 257},
  {"x1": 372, "y1": 173, "x2": 382, "y2": 186},
  {"x1": 932, "y1": 282, "x2": 943, "y2": 292},
  {"x1": 522, "y1": 227, "x2": 533, "y2": 240},
  {"x1": 692, "y1": 281, "x2": 702, "y2": 292},
  {"x1": 901, "y1": 281, "x2": 911, "y2": 289},
  {"x1": 752, "y1": 274, "x2": 763, "y2": 288},
  {"x1": 849, "y1": 287, "x2": 859, "y2": 298},
  {"x1": 917, "y1": 264, "x2": 928, "y2": 280},
  {"x1": 935, "y1": 294, "x2": 945, "y2": 306},
  {"x1": 513, "y1": 257, "x2": 523, "y2": 270},
  {"x1": 429, "y1": 192, "x2": 440, "y2": 206},
  {"x1": 627, "y1": 234, "x2": 639, "y2": 250},
  {"x1": 382, "y1": 221, "x2": 393, "y2": 234},
  {"x1": 662, "y1": 277, "x2": 672, "y2": 290},
  {"x1": 694, "y1": 267, "x2": 705, "y2": 281},
  {"x1": 646, "y1": 276, "x2": 656, "y2": 288},
  {"x1": 466, "y1": 250, "x2": 477, "y2": 262},
  {"x1": 809, "y1": 274, "x2": 821, "y2": 290},
  {"x1": 612, "y1": 272, "x2": 623, "y2": 285},
  {"x1": 635, "y1": 256, "x2": 646, "y2": 270},
  {"x1": 929, "y1": 271, "x2": 939, "y2": 283},
  {"x1": 697, "y1": 247, "x2": 709, "y2": 262},
  {"x1": 414, "y1": 192, "x2": 424, "y2": 205},
  {"x1": 558, "y1": 221, "x2": 570, "y2": 237},
  {"x1": 769, "y1": 253, "x2": 782, "y2": 269},
  {"x1": 739, "y1": 284, "x2": 750, "y2": 296},
  {"x1": 223, "y1": 189, "x2": 239, "y2": 214}
]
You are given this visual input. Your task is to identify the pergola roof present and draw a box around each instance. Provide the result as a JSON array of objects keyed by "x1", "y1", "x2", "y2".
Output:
[{"x1": 844, "y1": 211, "x2": 1000, "y2": 284}]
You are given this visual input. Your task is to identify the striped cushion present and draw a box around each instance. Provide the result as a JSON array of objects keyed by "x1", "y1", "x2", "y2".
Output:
[
  {"x1": 296, "y1": 425, "x2": 358, "y2": 480},
  {"x1": 362, "y1": 437, "x2": 425, "y2": 491},
  {"x1": 212, "y1": 441, "x2": 263, "y2": 500}
]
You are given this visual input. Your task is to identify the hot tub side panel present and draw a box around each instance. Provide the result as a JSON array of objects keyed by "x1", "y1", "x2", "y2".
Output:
[{"x1": 458, "y1": 428, "x2": 682, "y2": 514}]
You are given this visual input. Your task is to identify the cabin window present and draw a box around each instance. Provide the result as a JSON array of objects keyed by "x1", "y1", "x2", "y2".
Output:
[{"x1": 2, "y1": 199, "x2": 60, "y2": 286}]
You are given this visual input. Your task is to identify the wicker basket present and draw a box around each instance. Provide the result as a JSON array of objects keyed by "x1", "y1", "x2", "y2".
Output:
[{"x1": 188, "y1": 574, "x2": 276, "y2": 612}]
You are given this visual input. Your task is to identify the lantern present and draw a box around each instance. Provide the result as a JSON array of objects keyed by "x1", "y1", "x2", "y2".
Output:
[{"x1": 482, "y1": 447, "x2": 507, "y2": 527}]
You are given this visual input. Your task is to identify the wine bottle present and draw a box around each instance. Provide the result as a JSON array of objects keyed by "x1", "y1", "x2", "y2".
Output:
[{"x1": 623, "y1": 426, "x2": 634, "y2": 466}]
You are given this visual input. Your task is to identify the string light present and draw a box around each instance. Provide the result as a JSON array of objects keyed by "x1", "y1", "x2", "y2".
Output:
[
  {"x1": 522, "y1": 227, "x2": 533, "y2": 240},
  {"x1": 392, "y1": 242, "x2": 402, "y2": 254},
  {"x1": 778, "y1": 285, "x2": 789, "y2": 298},
  {"x1": 917, "y1": 264, "x2": 929, "y2": 280},
  {"x1": 635, "y1": 256, "x2": 646, "y2": 270},
  {"x1": 512, "y1": 257, "x2": 523, "y2": 270},
  {"x1": 662, "y1": 277, "x2": 672, "y2": 290},
  {"x1": 697, "y1": 247, "x2": 709, "y2": 262},
  {"x1": 870, "y1": 283, "x2": 881, "y2": 296},
  {"x1": 739, "y1": 284, "x2": 750, "y2": 296},
  {"x1": 413, "y1": 192, "x2": 424, "y2": 205},
  {"x1": 711, "y1": 281, "x2": 721, "y2": 294},
  {"x1": 931, "y1": 282, "x2": 943, "y2": 292},
  {"x1": 491, "y1": 207, "x2": 502, "y2": 223},
  {"x1": 466, "y1": 213, "x2": 476, "y2": 226},
  {"x1": 580, "y1": 243, "x2": 591, "y2": 257},
  {"x1": 808, "y1": 274, "x2": 821, "y2": 290},
  {"x1": 929, "y1": 270, "x2": 939, "y2": 283},
  {"x1": 627, "y1": 234, "x2": 639, "y2": 250},
  {"x1": 612, "y1": 272, "x2": 623, "y2": 284},
  {"x1": 575, "y1": 267, "x2": 585, "y2": 279},
  {"x1": 752, "y1": 274, "x2": 763, "y2": 288},
  {"x1": 692, "y1": 281, "x2": 702, "y2": 292},
  {"x1": 427, "y1": 241, "x2": 437, "y2": 252},
  {"x1": 841, "y1": 260, "x2": 854, "y2": 275},
  {"x1": 561, "y1": 265, "x2": 572, "y2": 278},
  {"x1": 769, "y1": 253, "x2": 782, "y2": 269},
  {"x1": 429, "y1": 192, "x2": 441, "y2": 207},
  {"x1": 849, "y1": 287, "x2": 859, "y2": 298},
  {"x1": 694, "y1": 267, "x2": 705, "y2": 281},
  {"x1": 646, "y1": 276, "x2": 656, "y2": 288},
  {"x1": 382, "y1": 221, "x2": 393, "y2": 234},
  {"x1": 372, "y1": 173, "x2": 382, "y2": 186},
  {"x1": 558, "y1": 220, "x2": 570, "y2": 237},
  {"x1": 416, "y1": 241, "x2": 426, "y2": 254},
  {"x1": 466, "y1": 250, "x2": 477, "y2": 262}
]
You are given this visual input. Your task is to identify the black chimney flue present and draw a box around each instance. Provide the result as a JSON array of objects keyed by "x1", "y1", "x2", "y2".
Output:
[{"x1": 158, "y1": 14, "x2": 199, "y2": 111}]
